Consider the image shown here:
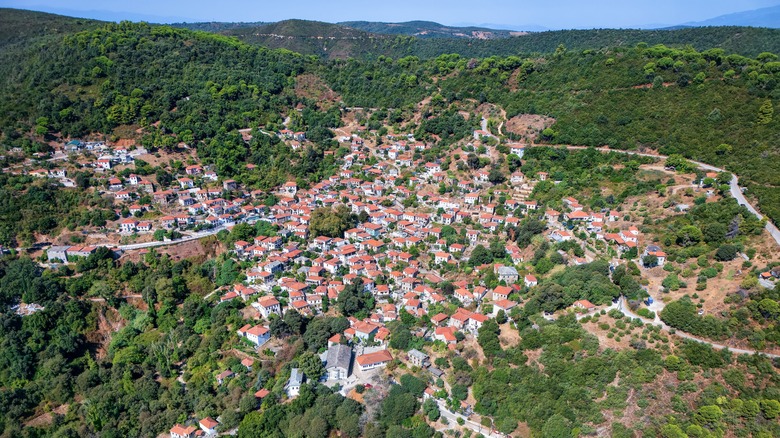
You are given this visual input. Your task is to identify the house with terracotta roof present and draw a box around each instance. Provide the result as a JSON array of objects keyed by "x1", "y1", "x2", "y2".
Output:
[
  {"x1": 256, "y1": 296, "x2": 281, "y2": 318},
  {"x1": 493, "y1": 299, "x2": 518, "y2": 316},
  {"x1": 170, "y1": 424, "x2": 197, "y2": 438},
  {"x1": 199, "y1": 417, "x2": 219, "y2": 436},
  {"x1": 434, "y1": 326, "x2": 458, "y2": 344},
  {"x1": 356, "y1": 349, "x2": 393, "y2": 371},
  {"x1": 642, "y1": 245, "x2": 667, "y2": 267},
  {"x1": 237, "y1": 324, "x2": 270, "y2": 347},
  {"x1": 216, "y1": 370, "x2": 234, "y2": 385},
  {"x1": 573, "y1": 299, "x2": 596, "y2": 311},
  {"x1": 492, "y1": 285, "x2": 512, "y2": 301},
  {"x1": 431, "y1": 313, "x2": 449, "y2": 326}
]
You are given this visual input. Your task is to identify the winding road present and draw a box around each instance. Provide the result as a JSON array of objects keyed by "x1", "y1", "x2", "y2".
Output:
[
  {"x1": 563, "y1": 146, "x2": 780, "y2": 248},
  {"x1": 104, "y1": 226, "x2": 226, "y2": 251},
  {"x1": 614, "y1": 297, "x2": 780, "y2": 359},
  {"x1": 434, "y1": 399, "x2": 505, "y2": 438}
]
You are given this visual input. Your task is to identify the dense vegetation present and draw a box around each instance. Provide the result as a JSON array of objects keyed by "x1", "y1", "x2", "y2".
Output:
[
  {"x1": 1, "y1": 11, "x2": 779, "y2": 222},
  {"x1": 472, "y1": 313, "x2": 780, "y2": 437},
  {"x1": 0, "y1": 173, "x2": 116, "y2": 247},
  {"x1": 338, "y1": 20, "x2": 514, "y2": 39},
  {"x1": 0, "y1": 8, "x2": 102, "y2": 49},
  {"x1": 199, "y1": 19, "x2": 780, "y2": 60}
]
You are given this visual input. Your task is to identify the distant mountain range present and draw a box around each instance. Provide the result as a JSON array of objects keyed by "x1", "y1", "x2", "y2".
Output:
[{"x1": 682, "y1": 4, "x2": 780, "y2": 28}]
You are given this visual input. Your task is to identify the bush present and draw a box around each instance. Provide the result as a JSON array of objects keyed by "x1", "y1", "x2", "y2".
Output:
[
  {"x1": 636, "y1": 308, "x2": 655, "y2": 319},
  {"x1": 715, "y1": 244, "x2": 738, "y2": 261}
]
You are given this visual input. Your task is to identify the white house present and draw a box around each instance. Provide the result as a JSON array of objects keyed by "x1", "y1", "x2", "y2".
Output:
[
  {"x1": 509, "y1": 144, "x2": 526, "y2": 158},
  {"x1": 170, "y1": 424, "x2": 197, "y2": 438},
  {"x1": 286, "y1": 368, "x2": 304, "y2": 397},
  {"x1": 199, "y1": 417, "x2": 219, "y2": 436},
  {"x1": 325, "y1": 344, "x2": 352, "y2": 380},
  {"x1": 238, "y1": 325, "x2": 271, "y2": 347},
  {"x1": 256, "y1": 296, "x2": 282, "y2": 318}
]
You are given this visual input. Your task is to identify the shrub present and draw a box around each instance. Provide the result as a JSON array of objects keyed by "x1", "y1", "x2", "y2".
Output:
[{"x1": 715, "y1": 244, "x2": 738, "y2": 261}]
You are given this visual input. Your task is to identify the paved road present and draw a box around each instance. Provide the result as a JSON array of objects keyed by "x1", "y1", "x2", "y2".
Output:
[
  {"x1": 98, "y1": 226, "x2": 226, "y2": 251},
  {"x1": 434, "y1": 399, "x2": 505, "y2": 438},
  {"x1": 562, "y1": 146, "x2": 780, "y2": 248},
  {"x1": 615, "y1": 297, "x2": 780, "y2": 359}
]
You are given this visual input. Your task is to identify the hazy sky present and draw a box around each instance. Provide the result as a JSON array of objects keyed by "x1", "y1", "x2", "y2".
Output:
[{"x1": 2, "y1": 0, "x2": 779, "y2": 29}]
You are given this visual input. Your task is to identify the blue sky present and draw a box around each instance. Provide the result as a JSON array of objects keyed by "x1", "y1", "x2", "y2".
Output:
[{"x1": 2, "y1": 0, "x2": 779, "y2": 29}]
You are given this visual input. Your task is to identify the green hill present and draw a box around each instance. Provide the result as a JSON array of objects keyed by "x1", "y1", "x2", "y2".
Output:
[
  {"x1": 228, "y1": 24, "x2": 780, "y2": 60},
  {"x1": 0, "y1": 8, "x2": 103, "y2": 48},
  {"x1": 177, "y1": 19, "x2": 780, "y2": 60},
  {"x1": 338, "y1": 20, "x2": 514, "y2": 38},
  {"x1": 0, "y1": 11, "x2": 778, "y2": 223},
  {"x1": 220, "y1": 19, "x2": 395, "y2": 59},
  {"x1": 169, "y1": 20, "x2": 270, "y2": 32}
]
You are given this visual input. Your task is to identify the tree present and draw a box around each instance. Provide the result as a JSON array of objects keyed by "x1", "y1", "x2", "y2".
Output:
[
  {"x1": 270, "y1": 317, "x2": 292, "y2": 338},
  {"x1": 489, "y1": 240, "x2": 506, "y2": 259},
  {"x1": 676, "y1": 225, "x2": 703, "y2": 246},
  {"x1": 714, "y1": 244, "x2": 738, "y2": 261},
  {"x1": 303, "y1": 317, "x2": 349, "y2": 351},
  {"x1": 298, "y1": 351, "x2": 324, "y2": 381},
  {"x1": 757, "y1": 298, "x2": 780, "y2": 320},
  {"x1": 642, "y1": 254, "x2": 658, "y2": 267},
  {"x1": 466, "y1": 153, "x2": 481, "y2": 170},
  {"x1": 337, "y1": 279, "x2": 374, "y2": 318},
  {"x1": 534, "y1": 283, "x2": 566, "y2": 313},
  {"x1": 399, "y1": 374, "x2": 426, "y2": 397},
  {"x1": 757, "y1": 99, "x2": 774, "y2": 125},
  {"x1": 541, "y1": 414, "x2": 572, "y2": 438},
  {"x1": 488, "y1": 168, "x2": 505, "y2": 185},
  {"x1": 478, "y1": 319, "x2": 501, "y2": 357},
  {"x1": 534, "y1": 257, "x2": 554, "y2": 275},
  {"x1": 665, "y1": 154, "x2": 693, "y2": 172},
  {"x1": 495, "y1": 310, "x2": 508, "y2": 324},
  {"x1": 381, "y1": 385, "x2": 419, "y2": 426},
  {"x1": 389, "y1": 325, "x2": 412, "y2": 350},
  {"x1": 715, "y1": 143, "x2": 732, "y2": 155},
  {"x1": 507, "y1": 154, "x2": 522, "y2": 172},
  {"x1": 468, "y1": 245, "x2": 493, "y2": 267},
  {"x1": 662, "y1": 274, "x2": 681, "y2": 291},
  {"x1": 310, "y1": 205, "x2": 353, "y2": 238},
  {"x1": 283, "y1": 310, "x2": 307, "y2": 335},
  {"x1": 694, "y1": 405, "x2": 723, "y2": 428},
  {"x1": 422, "y1": 398, "x2": 440, "y2": 421}
]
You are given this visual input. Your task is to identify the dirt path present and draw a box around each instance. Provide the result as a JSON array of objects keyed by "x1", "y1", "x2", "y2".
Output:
[
  {"x1": 616, "y1": 297, "x2": 780, "y2": 358},
  {"x1": 560, "y1": 145, "x2": 780, "y2": 248}
]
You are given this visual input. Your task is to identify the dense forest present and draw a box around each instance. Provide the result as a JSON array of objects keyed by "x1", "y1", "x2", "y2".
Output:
[{"x1": 216, "y1": 23, "x2": 780, "y2": 60}]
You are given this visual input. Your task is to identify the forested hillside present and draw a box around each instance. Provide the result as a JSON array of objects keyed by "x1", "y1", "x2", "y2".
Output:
[
  {"x1": 1, "y1": 13, "x2": 779, "y2": 223},
  {"x1": 321, "y1": 46, "x2": 780, "y2": 223},
  {"x1": 0, "y1": 8, "x2": 102, "y2": 49},
  {"x1": 338, "y1": 20, "x2": 514, "y2": 38},
  {"x1": 219, "y1": 23, "x2": 780, "y2": 60}
]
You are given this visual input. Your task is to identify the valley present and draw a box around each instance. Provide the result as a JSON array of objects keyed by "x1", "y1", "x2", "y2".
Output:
[{"x1": 0, "y1": 7, "x2": 778, "y2": 438}]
